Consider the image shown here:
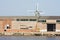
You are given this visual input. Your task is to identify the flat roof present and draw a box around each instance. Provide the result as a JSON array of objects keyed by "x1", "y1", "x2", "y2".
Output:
[{"x1": 0, "y1": 16, "x2": 60, "y2": 19}]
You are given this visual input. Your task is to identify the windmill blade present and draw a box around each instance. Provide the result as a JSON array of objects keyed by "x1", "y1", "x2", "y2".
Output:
[
  {"x1": 40, "y1": 13, "x2": 44, "y2": 14},
  {"x1": 27, "y1": 10, "x2": 35, "y2": 14},
  {"x1": 27, "y1": 11, "x2": 44, "y2": 14},
  {"x1": 40, "y1": 11, "x2": 45, "y2": 15},
  {"x1": 39, "y1": 11, "x2": 43, "y2": 12},
  {"x1": 36, "y1": 2, "x2": 39, "y2": 11},
  {"x1": 27, "y1": 10, "x2": 43, "y2": 13},
  {"x1": 27, "y1": 2, "x2": 44, "y2": 16},
  {"x1": 27, "y1": 10, "x2": 44, "y2": 14},
  {"x1": 27, "y1": 10, "x2": 35, "y2": 12}
]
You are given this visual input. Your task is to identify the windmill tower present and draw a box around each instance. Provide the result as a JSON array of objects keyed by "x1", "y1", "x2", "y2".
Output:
[{"x1": 27, "y1": 2, "x2": 43, "y2": 17}]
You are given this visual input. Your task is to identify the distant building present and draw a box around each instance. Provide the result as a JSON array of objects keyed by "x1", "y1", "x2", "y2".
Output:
[
  {"x1": 0, "y1": 16, "x2": 60, "y2": 35},
  {"x1": 0, "y1": 4, "x2": 60, "y2": 35}
]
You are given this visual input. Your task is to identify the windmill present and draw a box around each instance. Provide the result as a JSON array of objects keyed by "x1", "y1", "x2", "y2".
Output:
[
  {"x1": 35, "y1": 3, "x2": 41, "y2": 17},
  {"x1": 27, "y1": 3, "x2": 43, "y2": 17},
  {"x1": 33, "y1": 3, "x2": 45, "y2": 32},
  {"x1": 27, "y1": 2, "x2": 43, "y2": 32}
]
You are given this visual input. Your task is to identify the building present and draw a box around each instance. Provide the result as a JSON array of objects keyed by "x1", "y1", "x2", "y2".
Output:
[
  {"x1": 0, "y1": 4, "x2": 60, "y2": 36},
  {"x1": 0, "y1": 16, "x2": 60, "y2": 35}
]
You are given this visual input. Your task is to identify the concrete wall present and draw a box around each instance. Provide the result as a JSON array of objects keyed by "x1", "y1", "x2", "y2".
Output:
[
  {"x1": 46, "y1": 20, "x2": 56, "y2": 23},
  {"x1": 3, "y1": 19, "x2": 60, "y2": 33},
  {"x1": 0, "y1": 21, "x2": 3, "y2": 29},
  {"x1": 39, "y1": 19, "x2": 58, "y2": 32},
  {"x1": 12, "y1": 21, "x2": 37, "y2": 30},
  {"x1": 38, "y1": 22, "x2": 47, "y2": 32},
  {"x1": 12, "y1": 21, "x2": 20, "y2": 29},
  {"x1": 0, "y1": 19, "x2": 60, "y2": 35},
  {"x1": 56, "y1": 23, "x2": 60, "y2": 32}
]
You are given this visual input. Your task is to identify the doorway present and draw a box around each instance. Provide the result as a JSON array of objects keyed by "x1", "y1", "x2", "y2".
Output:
[{"x1": 47, "y1": 24, "x2": 56, "y2": 32}]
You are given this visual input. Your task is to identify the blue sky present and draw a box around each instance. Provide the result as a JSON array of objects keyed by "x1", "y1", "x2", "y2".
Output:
[{"x1": 0, "y1": 0, "x2": 60, "y2": 16}]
